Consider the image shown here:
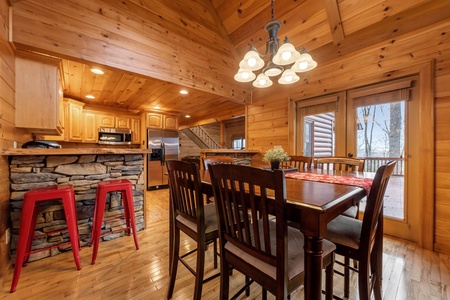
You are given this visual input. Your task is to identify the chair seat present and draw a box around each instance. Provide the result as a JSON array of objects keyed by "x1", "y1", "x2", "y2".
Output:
[
  {"x1": 226, "y1": 219, "x2": 336, "y2": 280},
  {"x1": 175, "y1": 203, "x2": 218, "y2": 234},
  {"x1": 326, "y1": 215, "x2": 362, "y2": 249},
  {"x1": 341, "y1": 205, "x2": 359, "y2": 219}
]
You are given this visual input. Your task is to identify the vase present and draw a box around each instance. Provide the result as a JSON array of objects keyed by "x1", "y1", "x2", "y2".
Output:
[{"x1": 270, "y1": 161, "x2": 280, "y2": 170}]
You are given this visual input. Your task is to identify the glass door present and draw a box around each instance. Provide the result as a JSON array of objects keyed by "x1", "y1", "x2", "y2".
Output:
[
  {"x1": 354, "y1": 102, "x2": 405, "y2": 219},
  {"x1": 346, "y1": 77, "x2": 420, "y2": 241}
]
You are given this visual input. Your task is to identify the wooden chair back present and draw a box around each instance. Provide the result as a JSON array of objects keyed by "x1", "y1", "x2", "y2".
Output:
[
  {"x1": 361, "y1": 161, "x2": 396, "y2": 253},
  {"x1": 202, "y1": 156, "x2": 234, "y2": 170},
  {"x1": 281, "y1": 155, "x2": 312, "y2": 170},
  {"x1": 181, "y1": 157, "x2": 200, "y2": 167},
  {"x1": 166, "y1": 159, "x2": 219, "y2": 299},
  {"x1": 209, "y1": 164, "x2": 335, "y2": 299},
  {"x1": 314, "y1": 157, "x2": 365, "y2": 172}
]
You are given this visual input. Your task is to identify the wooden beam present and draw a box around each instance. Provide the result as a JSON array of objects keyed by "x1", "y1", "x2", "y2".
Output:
[{"x1": 322, "y1": 0, "x2": 345, "y2": 45}]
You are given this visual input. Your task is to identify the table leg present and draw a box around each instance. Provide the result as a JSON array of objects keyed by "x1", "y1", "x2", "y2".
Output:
[{"x1": 304, "y1": 234, "x2": 324, "y2": 300}]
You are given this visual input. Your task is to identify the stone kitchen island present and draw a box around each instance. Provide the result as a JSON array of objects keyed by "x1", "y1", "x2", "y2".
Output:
[{"x1": 1, "y1": 148, "x2": 148, "y2": 262}]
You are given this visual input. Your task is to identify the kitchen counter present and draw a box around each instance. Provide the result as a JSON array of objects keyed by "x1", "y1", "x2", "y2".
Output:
[
  {"x1": 2, "y1": 147, "x2": 150, "y2": 156},
  {"x1": 5, "y1": 148, "x2": 147, "y2": 263},
  {"x1": 199, "y1": 149, "x2": 262, "y2": 169}
]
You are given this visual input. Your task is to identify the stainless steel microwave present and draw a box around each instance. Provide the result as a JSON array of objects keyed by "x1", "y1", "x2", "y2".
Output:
[{"x1": 98, "y1": 128, "x2": 132, "y2": 145}]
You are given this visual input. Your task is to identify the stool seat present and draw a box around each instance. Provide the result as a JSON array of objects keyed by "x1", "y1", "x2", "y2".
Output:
[
  {"x1": 90, "y1": 179, "x2": 139, "y2": 264},
  {"x1": 11, "y1": 184, "x2": 81, "y2": 293}
]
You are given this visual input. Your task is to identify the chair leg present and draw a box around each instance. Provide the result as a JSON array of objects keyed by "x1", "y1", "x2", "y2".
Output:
[
  {"x1": 219, "y1": 256, "x2": 230, "y2": 300},
  {"x1": 325, "y1": 256, "x2": 334, "y2": 300},
  {"x1": 245, "y1": 275, "x2": 250, "y2": 296},
  {"x1": 167, "y1": 227, "x2": 180, "y2": 299},
  {"x1": 213, "y1": 239, "x2": 218, "y2": 269},
  {"x1": 371, "y1": 249, "x2": 382, "y2": 300},
  {"x1": 193, "y1": 236, "x2": 206, "y2": 300},
  {"x1": 262, "y1": 288, "x2": 267, "y2": 300},
  {"x1": 344, "y1": 256, "x2": 350, "y2": 298},
  {"x1": 358, "y1": 257, "x2": 371, "y2": 300}
]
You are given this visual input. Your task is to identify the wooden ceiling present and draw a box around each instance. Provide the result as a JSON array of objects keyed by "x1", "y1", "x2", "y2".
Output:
[{"x1": 10, "y1": 0, "x2": 443, "y2": 126}]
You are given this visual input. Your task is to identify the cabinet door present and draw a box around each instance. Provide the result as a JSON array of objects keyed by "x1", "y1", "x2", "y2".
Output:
[
  {"x1": 97, "y1": 115, "x2": 115, "y2": 128},
  {"x1": 68, "y1": 102, "x2": 84, "y2": 141},
  {"x1": 131, "y1": 118, "x2": 141, "y2": 144},
  {"x1": 15, "y1": 56, "x2": 62, "y2": 134},
  {"x1": 164, "y1": 115, "x2": 178, "y2": 130},
  {"x1": 84, "y1": 112, "x2": 97, "y2": 142},
  {"x1": 116, "y1": 117, "x2": 131, "y2": 129},
  {"x1": 146, "y1": 113, "x2": 163, "y2": 128}
]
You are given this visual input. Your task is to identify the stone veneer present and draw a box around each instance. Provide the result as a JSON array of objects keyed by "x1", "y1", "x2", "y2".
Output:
[{"x1": 9, "y1": 154, "x2": 145, "y2": 262}]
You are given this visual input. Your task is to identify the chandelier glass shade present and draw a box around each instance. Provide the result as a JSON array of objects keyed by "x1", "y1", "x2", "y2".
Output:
[{"x1": 234, "y1": 0, "x2": 317, "y2": 88}]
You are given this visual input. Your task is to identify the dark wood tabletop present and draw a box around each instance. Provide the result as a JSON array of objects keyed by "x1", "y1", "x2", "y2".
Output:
[{"x1": 200, "y1": 168, "x2": 368, "y2": 300}]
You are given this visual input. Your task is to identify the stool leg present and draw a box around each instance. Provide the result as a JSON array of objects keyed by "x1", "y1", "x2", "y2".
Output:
[
  {"x1": 125, "y1": 185, "x2": 139, "y2": 250},
  {"x1": 91, "y1": 188, "x2": 108, "y2": 264},
  {"x1": 62, "y1": 192, "x2": 82, "y2": 270},
  {"x1": 121, "y1": 191, "x2": 131, "y2": 235},
  {"x1": 10, "y1": 199, "x2": 36, "y2": 293},
  {"x1": 89, "y1": 187, "x2": 101, "y2": 247},
  {"x1": 23, "y1": 203, "x2": 40, "y2": 265}
]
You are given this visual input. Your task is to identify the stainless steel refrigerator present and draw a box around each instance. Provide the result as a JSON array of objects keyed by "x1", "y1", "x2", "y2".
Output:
[{"x1": 147, "y1": 129, "x2": 179, "y2": 190}]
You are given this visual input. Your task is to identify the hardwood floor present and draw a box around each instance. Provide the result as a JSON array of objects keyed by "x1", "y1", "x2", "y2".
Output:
[{"x1": 1, "y1": 189, "x2": 450, "y2": 299}]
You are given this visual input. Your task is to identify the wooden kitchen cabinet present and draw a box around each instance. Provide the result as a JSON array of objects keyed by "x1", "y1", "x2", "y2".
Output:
[
  {"x1": 15, "y1": 53, "x2": 64, "y2": 135},
  {"x1": 146, "y1": 112, "x2": 178, "y2": 130},
  {"x1": 131, "y1": 117, "x2": 141, "y2": 144},
  {"x1": 97, "y1": 115, "x2": 130, "y2": 129},
  {"x1": 97, "y1": 115, "x2": 115, "y2": 128},
  {"x1": 83, "y1": 112, "x2": 97, "y2": 142},
  {"x1": 116, "y1": 117, "x2": 130, "y2": 129},
  {"x1": 163, "y1": 115, "x2": 178, "y2": 130},
  {"x1": 67, "y1": 99, "x2": 85, "y2": 141}
]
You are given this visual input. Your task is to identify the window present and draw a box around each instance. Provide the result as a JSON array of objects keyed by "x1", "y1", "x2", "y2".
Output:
[{"x1": 232, "y1": 138, "x2": 245, "y2": 150}]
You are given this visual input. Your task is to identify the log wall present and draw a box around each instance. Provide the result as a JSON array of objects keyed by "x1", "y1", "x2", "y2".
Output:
[
  {"x1": 248, "y1": 20, "x2": 450, "y2": 253},
  {"x1": 0, "y1": 0, "x2": 31, "y2": 288}
]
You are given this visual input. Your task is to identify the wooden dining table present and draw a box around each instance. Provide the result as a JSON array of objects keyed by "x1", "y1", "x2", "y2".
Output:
[{"x1": 199, "y1": 168, "x2": 370, "y2": 300}]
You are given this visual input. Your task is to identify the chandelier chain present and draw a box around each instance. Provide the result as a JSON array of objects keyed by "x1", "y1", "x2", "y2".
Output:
[{"x1": 271, "y1": 0, "x2": 275, "y2": 20}]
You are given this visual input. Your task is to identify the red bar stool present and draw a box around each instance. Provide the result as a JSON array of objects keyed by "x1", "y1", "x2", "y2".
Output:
[
  {"x1": 89, "y1": 179, "x2": 139, "y2": 264},
  {"x1": 10, "y1": 184, "x2": 81, "y2": 293}
]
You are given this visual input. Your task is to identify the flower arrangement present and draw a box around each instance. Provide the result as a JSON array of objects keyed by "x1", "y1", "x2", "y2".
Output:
[{"x1": 263, "y1": 146, "x2": 290, "y2": 163}]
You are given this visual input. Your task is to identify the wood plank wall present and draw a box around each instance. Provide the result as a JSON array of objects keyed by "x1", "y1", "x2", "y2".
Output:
[
  {"x1": 248, "y1": 17, "x2": 450, "y2": 254},
  {"x1": 0, "y1": 0, "x2": 30, "y2": 288}
]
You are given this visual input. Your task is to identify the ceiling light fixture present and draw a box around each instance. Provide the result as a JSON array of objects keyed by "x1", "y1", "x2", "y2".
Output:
[
  {"x1": 180, "y1": 90, "x2": 188, "y2": 95},
  {"x1": 90, "y1": 68, "x2": 104, "y2": 75},
  {"x1": 234, "y1": 0, "x2": 317, "y2": 88},
  {"x1": 85, "y1": 94, "x2": 95, "y2": 99}
]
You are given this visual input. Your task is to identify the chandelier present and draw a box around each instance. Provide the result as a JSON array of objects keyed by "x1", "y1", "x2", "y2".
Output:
[{"x1": 234, "y1": 0, "x2": 317, "y2": 88}]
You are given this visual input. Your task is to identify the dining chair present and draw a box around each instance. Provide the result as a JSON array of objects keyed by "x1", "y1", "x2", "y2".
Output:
[
  {"x1": 325, "y1": 161, "x2": 396, "y2": 300},
  {"x1": 313, "y1": 156, "x2": 365, "y2": 172},
  {"x1": 209, "y1": 164, "x2": 336, "y2": 300},
  {"x1": 314, "y1": 156, "x2": 366, "y2": 219},
  {"x1": 181, "y1": 157, "x2": 200, "y2": 167},
  {"x1": 202, "y1": 156, "x2": 234, "y2": 170},
  {"x1": 280, "y1": 155, "x2": 312, "y2": 170},
  {"x1": 166, "y1": 160, "x2": 219, "y2": 300}
]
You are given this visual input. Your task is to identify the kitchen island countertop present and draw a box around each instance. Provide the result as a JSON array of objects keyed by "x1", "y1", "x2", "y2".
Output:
[{"x1": 1, "y1": 148, "x2": 150, "y2": 156}]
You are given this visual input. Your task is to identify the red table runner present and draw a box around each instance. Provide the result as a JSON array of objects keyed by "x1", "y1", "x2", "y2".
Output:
[{"x1": 285, "y1": 172, "x2": 373, "y2": 195}]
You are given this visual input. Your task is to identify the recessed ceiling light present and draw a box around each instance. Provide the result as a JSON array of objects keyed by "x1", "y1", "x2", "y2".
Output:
[
  {"x1": 185, "y1": 115, "x2": 191, "y2": 118},
  {"x1": 86, "y1": 94, "x2": 95, "y2": 99},
  {"x1": 90, "y1": 68, "x2": 104, "y2": 75},
  {"x1": 154, "y1": 105, "x2": 160, "y2": 109},
  {"x1": 180, "y1": 90, "x2": 188, "y2": 95}
]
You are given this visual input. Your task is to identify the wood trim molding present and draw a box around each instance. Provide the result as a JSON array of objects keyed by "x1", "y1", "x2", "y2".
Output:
[{"x1": 418, "y1": 60, "x2": 435, "y2": 250}]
